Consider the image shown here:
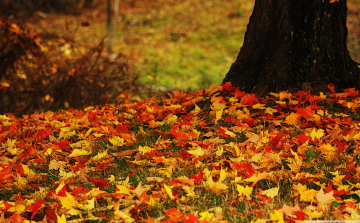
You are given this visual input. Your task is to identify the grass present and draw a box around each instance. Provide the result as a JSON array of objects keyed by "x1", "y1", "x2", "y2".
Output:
[
  {"x1": 36, "y1": 0, "x2": 360, "y2": 93},
  {"x1": 36, "y1": 0, "x2": 254, "y2": 91}
]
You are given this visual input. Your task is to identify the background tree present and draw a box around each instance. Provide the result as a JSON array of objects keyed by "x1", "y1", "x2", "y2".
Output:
[{"x1": 222, "y1": 0, "x2": 360, "y2": 96}]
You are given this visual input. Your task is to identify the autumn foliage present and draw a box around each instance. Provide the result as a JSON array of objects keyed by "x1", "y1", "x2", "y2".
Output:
[{"x1": 1, "y1": 82, "x2": 360, "y2": 222}]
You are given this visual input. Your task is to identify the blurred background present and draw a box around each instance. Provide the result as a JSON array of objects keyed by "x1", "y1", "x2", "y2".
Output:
[{"x1": 1, "y1": 0, "x2": 359, "y2": 116}]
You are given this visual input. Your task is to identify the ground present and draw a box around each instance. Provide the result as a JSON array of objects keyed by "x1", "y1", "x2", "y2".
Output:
[{"x1": 36, "y1": 0, "x2": 360, "y2": 92}]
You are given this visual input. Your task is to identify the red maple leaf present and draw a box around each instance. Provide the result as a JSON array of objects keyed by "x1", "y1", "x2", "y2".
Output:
[
  {"x1": 243, "y1": 118, "x2": 256, "y2": 127},
  {"x1": 294, "y1": 211, "x2": 306, "y2": 220},
  {"x1": 56, "y1": 184, "x2": 68, "y2": 197},
  {"x1": 35, "y1": 128, "x2": 50, "y2": 142},
  {"x1": 25, "y1": 199, "x2": 46, "y2": 220},
  {"x1": 297, "y1": 134, "x2": 311, "y2": 144},
  {"x1": 242, "y1": 94, "x2": 259, "y2": 107},
  {"x1": 72, "y1": 186, "x2": 89, "y2": 196},
  {"x1": 88, "y1": 177, "x2": 110, "y2": 189},
  {"x1": 116, "y1": 124, "x2": 132, "y2": 133},
  {"x1": 270, "y1": 134, "x2": 285, "y2": 147},
  {"x1": 140, "y1": 216, "x2": 155, "y2": 223},
  {"x1": 296, "y1": 107, "x2": 315, "y2": 119},
  {"x1": 180, "y1": 213, "x2": 199, "y2": 223},
  {"x1": 190, "y1": 170, "x2": 204, "y2": 184},
  {"x1": 163, "y1": 208, "x2": 182, "y2": 223},
  {"x1": 88, "y1": 112, "x2": 98, "y2": 122},
  {"x1": 45, "y1": 208, "x2": 57, "y2": 222}
]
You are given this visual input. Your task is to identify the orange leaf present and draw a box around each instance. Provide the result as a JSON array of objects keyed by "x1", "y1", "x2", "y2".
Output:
[
  {"x1": 242, "y1": 94, "x2": 259, "y2": 107},
  {"x1": 244, "y1": 172, "x2": 269, "y2": 187}
]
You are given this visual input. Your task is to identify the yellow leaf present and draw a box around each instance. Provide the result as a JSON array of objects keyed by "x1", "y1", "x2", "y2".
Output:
[
  {"x1": 93, "y1": 133, "x2": 105, "y2": 138},
  {"x1": 310, "y1": 128, "x2": 324, "y2": 141},
  {"x1": 338, "y1": 185, "x2": 350, "y2": 191},
  {"x1": 148, "y1": 120, "x2": 163, "y2": 128},
  {"x1": 59, "y1": 192, "x2": 80, "y2": 209},
  {"x1": 57, "y1": 214, "x2": 67, "y2": 223},
  {"x1": 354, "y1": 133, "x2": 360, "y2": 140},
  {"x1": 252, "y1": 104, "x2": 266, "y2": 109},
  {"x1": 86, "y1": 187, "x2": 106, "y2": 197},
  {"x1": 158, "y1": 166, "x2": 173, "y2": 178},
  {"x1": 70, "y1": 140, "x2": 92, "y2": 148},
  {"x1": 146, "y1": 177, "x2": 164, "y2": 183},
  {"x1": 69, "y1": 149, "x2": 91, "y2": 157},
  {"x1": 55, "y1": 180, "x2": 66, "y2": 195},
  {"x1": 260, "y1": 187, "x2": 279, "y2": 198},
  {"x1": 244, "y1": 172, "x2": 269, "y2": 186},
  {"x1": 109, "y1": 136, "x2": 126, "y2": 146},
  {"x1": 279, "y1": 91, "x2": 292, "y2": 101},
  {"x1": 59, "y1": 168, "x2": 77, "y2": 179},
  {"x1": 191, "y1": 104, "x2": 201, "y2": 115},
  {"x1": 134, "y1": 181, "x2": 148, "y2": 197},
  {"x1": 199, "y1": 211, "x2": 214, "y2": 221},
  {"x1": 304, "y1": 205, "x2": 323, "y2": 219},
  {"x1": 319, "y1": 143, "x2": 337, "y2": 158},
  {"x1": 265, "y1": 107, "x2": 278, "y2": 116},
  {"x1": 138, "y1": 145, "x2": 153, "y2": 155},
  {"x1": 67, "y1": 208, "x2": 81, "y2": 216},
  {"x1": 206, "y1": 84, "x2": 222, "y2": 95},
  {"x1": 285, "y1": 113, "x2": 300, "y2": 125},
  {"x1": 289, "y1": 100, "x2": 298, "y2": 105},
  {"x1": 276, "y1": 101, "x2": 287, "y2": 105},
  {"x1": 300, "y1": 189, "x2": 317, "y2": 202},
  {"x1": 211, "y1": 98, "x2": 227, "y2": 111},
  {"x1": 176, "y1": 176, "x2": 195, "y2": 186},
  {"x1": 224, "y1": 128, "x2": 236, "y2": 137},
  {"x1": 332, "y1": 175, "x2": 345, "y2": 185},
  {"x1": 216, "y1": 146, "x2": 224, "y2": 157},
  {"x1": 116, "y1": 185, "x2": 131, "y2": 195},
  {"x1": 92, "y1": 150, "x2": 109, "y2": 161},
  {"x1": 250, "y1": 153, "x2": 263, "y2": 162},
  {"x1": 187, "y1": 146, "x2": 205, "y2": 157},
  {"x1": 164, "y1": 183, "x2": 175, "y2": 200},
  {"x1": 215, "y1": 109, "x2": 223, "y2": 123},
  {"x1": 182, "y1": 185, "x2": 198, "y2": 198},
  {"x1": 147, "y1": 196, "x2": 159, "y2": 207},
  {"x1": 236, "y1": 184, "x2": 253, "y2": 197},
  {"x1": 204, "y1": 176, "x2": 229, "y2": 194},
  {"x1": 15, "y1": 173, "x2": 27, "y2": 191},
  {"x1": 80, "y1": 128, "x2": 92, "y2": 139},
  {"x1": 108, "y1": 175, "x2": 115, "y2": 183},
  {"x1": 269, "y1": 210, "x2": 284, "y2": 223},
  {"x1": 219, "y1": 168, "x2": 227, "y2": 182},
  {"x1": 251, "y1": 219, "x2": 267, "y2": 223},
  {"x1": 290, "y1": 149, "x2": 302, "y2": 166},
  {"x1": 280, "y1": 204, "x2": 301, "y2": 217},
  {"x1": 165, "y1": 114, "x2": 178, "y2": 125},
  {"x1": 210, "y1": 206, "x2": 223, "y2": 216},
  {"x1": 59, "y1": 127, "x2": 76, "y2": 139},
  {"x1": 21, "y1": 164, "x2": 30, "y2": 175},
  {"x1": 317, "y1": 189, "x2": 333, "y2": 211},
  {"x1": 84, "y1": 198, "x2": 95, "y2": 210}
]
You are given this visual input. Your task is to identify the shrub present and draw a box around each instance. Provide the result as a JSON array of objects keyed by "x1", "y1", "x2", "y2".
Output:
[{"x1": 0, "y1": 1, "x2": 147, "y2": 116}]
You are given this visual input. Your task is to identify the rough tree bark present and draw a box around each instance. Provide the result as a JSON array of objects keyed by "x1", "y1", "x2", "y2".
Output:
[{"x1": 222, "y1": 0, "x2": 360, "y2": 96}]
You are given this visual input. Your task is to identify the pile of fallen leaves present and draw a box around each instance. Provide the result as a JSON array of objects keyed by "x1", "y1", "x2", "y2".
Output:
[{"x1": 1, "y1": 83, "x2": 360, "y2": 222}]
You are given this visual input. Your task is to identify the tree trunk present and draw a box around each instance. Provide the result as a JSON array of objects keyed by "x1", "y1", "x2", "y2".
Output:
[{"x1": 222, "y1": 0, "x2": 360, "y2": 96}]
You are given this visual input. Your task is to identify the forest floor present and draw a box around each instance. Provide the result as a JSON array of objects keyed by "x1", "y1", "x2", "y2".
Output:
[
  {"x1": 2, "y1": 1, "x2": 360, "y2": 222},
  {"x1": 35, "y1": 0, "x2": 360, "y2": 93}
]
